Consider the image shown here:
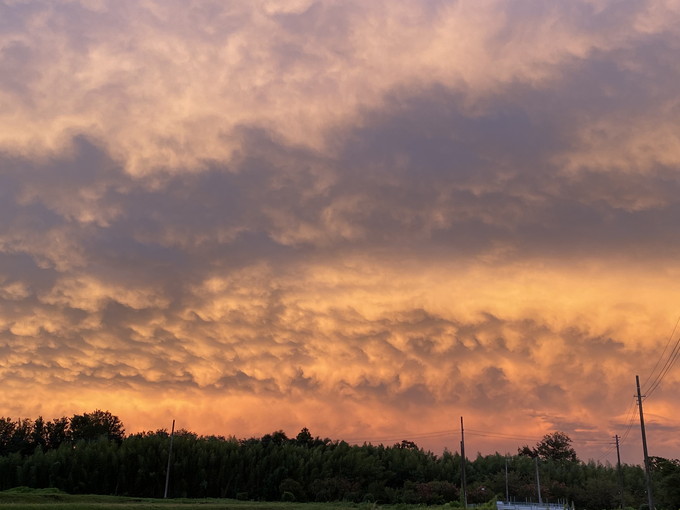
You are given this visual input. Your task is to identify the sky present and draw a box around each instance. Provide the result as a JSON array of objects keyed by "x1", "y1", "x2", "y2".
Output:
[{"x1": 2, "y1": 0, "x2": 680, "y2": 465}]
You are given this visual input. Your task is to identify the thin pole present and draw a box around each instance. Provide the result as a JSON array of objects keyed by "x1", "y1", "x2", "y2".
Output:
[
  {"x1": 460, "y1": 417, "x2": 467, "y2": 509},
  {"x1": 164, "y1": 419, "x2": 175, "y2": 499},
  {"x1": 534, "y1": 456, "x2": 542, "y2": 505},
  {"x1": 505, "y1": 455, "x2": 509, "y2": 503},
  {"x1": 614, "y1": 434, "x2": 624, "y2": 509},
  {"x1": 636, "y1": 375, "x2": 654, "y2": 510}
]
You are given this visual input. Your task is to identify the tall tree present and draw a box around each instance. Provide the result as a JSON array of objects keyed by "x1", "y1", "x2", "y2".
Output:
[
  {"x1": 45, "y1": 417, "x2": 69, "y2": 449},
  {"x1": 0, "y1": 418, "x2": 16, "y2": 456},
  {"x1": 535, "y1": 432, "x2": 578, "y2": 462},
  {"x1": 70, "y1": 410, "x2": 125, "y2": 444},
  {"x1": 519, "y1": 432, "x2": 577, "y2": 462},
  {"x1": 650, "y1": 456, "x2": 680, "y2": 510}
]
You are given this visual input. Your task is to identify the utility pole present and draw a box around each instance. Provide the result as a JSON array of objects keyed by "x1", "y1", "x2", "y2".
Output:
[
  {"x1": 614, "y1": 434, "x2": 624, "y2": 509},
  {"x1": 636, "y1": 375, "x2": 655, "y2": 510},
  {"x1": 460, "y1": 417, "x2": 467, "y2": 509},
  {"x1": 164, "y1": 419, "x2": 175, "y2": 499},
  {"x1": 505, "y1": 455, "x2": 509, "y2": 503},
  {"x1": 534, "y1": 456, "x2": 542, "y2": 505}
]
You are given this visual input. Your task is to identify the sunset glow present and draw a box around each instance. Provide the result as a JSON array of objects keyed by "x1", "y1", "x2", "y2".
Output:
[{"x1": 2, "y1": 0, "x2": 680, "y2": 465}]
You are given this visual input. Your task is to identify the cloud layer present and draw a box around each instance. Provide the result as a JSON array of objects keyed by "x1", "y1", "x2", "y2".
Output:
[{"x1": 2, "y1": 0, "x2": 680, "y2": 463}]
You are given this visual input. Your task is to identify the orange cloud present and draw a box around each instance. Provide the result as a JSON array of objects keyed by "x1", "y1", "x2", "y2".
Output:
[{"x1": 2, "y1": 0, "x2": 680, "y2": 466}]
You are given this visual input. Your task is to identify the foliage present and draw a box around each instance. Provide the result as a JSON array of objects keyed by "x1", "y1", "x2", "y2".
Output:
[
  {"x1": 0, "y1": 411, "x2": 123, "y2": 458},
  {"x1": 518, "y1": 432, "x2": 578, "y2": 463},
  {"x1": 650, "y1": 456, "x2": 680, "y2": 510},
  {"x1": 69, "y1": 410, "x2": 125, "y2": 444},
  {"x1": 0, "y1": 413, "x2": 677, "y2": 509}
]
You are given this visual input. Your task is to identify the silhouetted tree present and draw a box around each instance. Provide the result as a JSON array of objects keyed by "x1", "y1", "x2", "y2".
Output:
[
  {"x1": 45, "y1": 417, "x2": 69, "y2": 449},
  {"x1": 517, "y1": 444, "x2": 538, "y2": 458},
  {"x1": 0, "y1": 413, "x2": 666, "y2": 507},
  {"x1": 0, "y1": 418, "x2": 16, "y2": 456},
  {"x1": 651, "y1": 456, "x2": 680, "y2": 510},
  {"x1": 11, "y1": 419, "x2": 34, "y2": 456},
  {"x1": 520, "y1": 431, "x2": 577, "y2": 462},
  {"x1": 295, "y1": 427, "x2": 313, "y2": 447},
  {"x1": 261, "y1": 430, "x2": 288, "y2": 447},
  {"x1": 69, "y1": 410, "x2": 124, "y2": 444},
  {"x1": 32, "y1": 416, "x2": 47, "y2": 452}
]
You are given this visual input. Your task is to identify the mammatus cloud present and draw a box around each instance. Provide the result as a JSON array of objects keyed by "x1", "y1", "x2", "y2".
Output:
[
  {"x1": 3, "y1": 0, "x2": 680, "y2": 175},
  {"x1": 2, "y1": 0, "x2": 680, "y2": 463}
]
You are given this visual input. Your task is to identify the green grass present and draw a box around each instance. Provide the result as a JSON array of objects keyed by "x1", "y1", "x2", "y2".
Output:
[{"x1": 0, "y1": 488, "x2": 458, "y2": 510}]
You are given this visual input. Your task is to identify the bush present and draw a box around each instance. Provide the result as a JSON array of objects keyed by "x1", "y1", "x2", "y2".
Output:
[{"x1": 281, "y1": 491, "x2": 296, "y2": 502}]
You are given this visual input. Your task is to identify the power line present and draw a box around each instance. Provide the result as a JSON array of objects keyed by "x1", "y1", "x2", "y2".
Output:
[
  {"x1": 465, "y1": 429, "x2": 539, "y2": 443},
  {"x1": 344, "y1": 428, "x2": 456, "y2": 444},
  {"x1": 642, "y1": 316, "x2": 680, "y2": 398},
  {"x1": 595, "y1": 443, "x2": 617, "y2": 463},
  {"x1": 640, "y1": 316, "x2": 679, "y2": 390},
  {"x1": 346, "y1": 426, "x2": 615, "y2": 453},
  {"x1": 574, "y1": 435, "x2": 615, "y2": 444},
  {"x1": 646, "y1": 334, "x2": 680, "y2": 398},
  {"x1": 604, "y1": 317, "x2": 680, "y2": 458},
  {"x1": 618, "y1": 397, "x2": 639, "y2": 445}
]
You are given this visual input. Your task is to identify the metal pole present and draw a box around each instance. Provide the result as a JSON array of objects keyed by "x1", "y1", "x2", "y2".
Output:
[
  {"x1": 460, "y1": 417, "x2": 467, "y2": 509},
  {"x1": 164, "y1": 419, "x2": 175, "y2": 499},
  {"x1": 636, "y1": 375, "x2": 655, "y2": 510}
]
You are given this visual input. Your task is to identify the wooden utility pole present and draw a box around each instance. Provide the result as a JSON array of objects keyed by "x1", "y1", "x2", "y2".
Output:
[
  {"x1": 164, "y1": 419, "x2": 175, "y2": 499},
  {"x1": 614, "y1": 434, "x2": 624, "y2": 509},
  {"x1": 636, "y1": 375, "x2": 654, "y2": 510},
  {"x1": 460, "y1": 417, "x2": 467, "y2": 509}
]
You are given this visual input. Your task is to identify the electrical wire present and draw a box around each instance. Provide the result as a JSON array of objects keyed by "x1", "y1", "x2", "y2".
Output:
[
  {"x1": 642, "y1": 316, "x2": 680, "y2": 398},
  {"x1": 607, "y1": 317, "x2": 680, "y2": 458},
  {"x1": 345, "y1": 425, "x2": 616, "y2": 456},
  {"x1": 591, "y1": 400, "x2": 637, "y2": 463},
  {"x1": 640, "y1": 316, "x2": 680, "y2": 390},
  {"x1": 618, "y1": 397, "x2": 639, "y2": 445},
  {"x1": 595, "y1": 443, "x2": 617, "y2": 463},
  {"x1": 646, "y1": 334, "x2": 680, "y2": 398},
  {"x1": 577, "y1": 438, "x2": 616, "y2": 446},
  {"x1": 339, "y1": 319, "x2": 680, "y2": 455},
  {"x1": 344, "y1": 428, "x2": 456, "y2": 444},
  {"x1": 465, "y1": 429, "x2": 540, "y2": 443}
]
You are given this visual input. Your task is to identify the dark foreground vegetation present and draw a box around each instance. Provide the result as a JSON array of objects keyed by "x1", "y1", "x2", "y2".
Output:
[{"x1": 1, "y1": 411, "x2": 680, "y2": 509}]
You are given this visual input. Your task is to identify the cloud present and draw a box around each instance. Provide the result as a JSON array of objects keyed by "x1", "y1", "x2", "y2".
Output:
[
  {"x1": 2, "y1": 0, "x2": 680, "y2": 464},
  {"x1": 1, "y1": 0, "x2": 676, "y2": 175}
]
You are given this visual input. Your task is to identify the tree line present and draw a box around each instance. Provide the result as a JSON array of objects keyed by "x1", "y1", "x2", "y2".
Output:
[
  {"x1": 0, "y1": 410, "x2": 124, "y2": 456},
  {"x1": 0, "y1": 411, "x2": 679, "y2": 509}
]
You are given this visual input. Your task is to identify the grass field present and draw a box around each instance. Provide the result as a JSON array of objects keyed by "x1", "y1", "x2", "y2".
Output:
[{"x1": 0, "y1": 488, "x2": 458, "y2": 510}]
